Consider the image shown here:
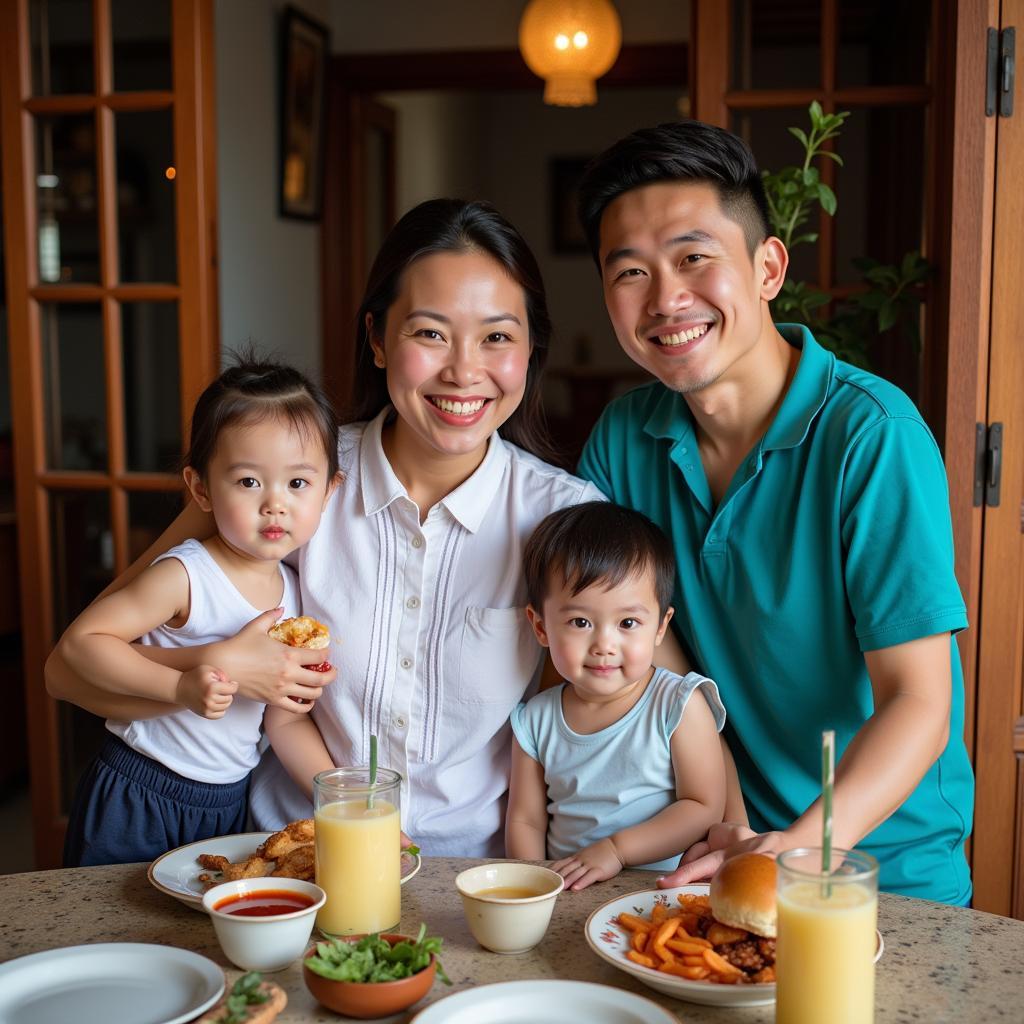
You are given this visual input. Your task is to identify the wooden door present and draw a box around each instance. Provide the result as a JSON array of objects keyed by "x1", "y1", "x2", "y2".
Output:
[
  {"x1": 971, "y1": 0, "x2": 1024, "y2": 917},
  {"x1": 321, "y1": 88, "x2": 396, "y2": 411},
  {"x1": 0, "y1": 0, "x2": 218, "y2": 867}
]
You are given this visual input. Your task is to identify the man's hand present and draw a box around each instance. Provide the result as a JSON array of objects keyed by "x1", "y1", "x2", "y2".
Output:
[
  {"x1": 176, "y1": 665, "x2": 237, "y2": 719},
  {"x1": 551, "y1": 837, "x2": 624, "y2": 891},
  {"x1": 656, "y1": 822, "x2": 768, "y2": 886}
]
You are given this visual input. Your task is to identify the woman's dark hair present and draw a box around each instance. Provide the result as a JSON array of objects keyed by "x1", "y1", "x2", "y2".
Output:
[
  {"x1": 524, "y1": 501, "x2": 676, "y2": 615},
  {"x1": 347, "y1": 198, "x2": 558, "y2": 464},
  {"x1": 577, "y1": 120, "x2": 772, "y2": 264},
  {"x1": 184, "y1": 351, "x2": 339, "y2": 480}
]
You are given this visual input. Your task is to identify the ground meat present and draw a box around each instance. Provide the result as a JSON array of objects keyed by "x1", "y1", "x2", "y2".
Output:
[
  {"x1": 717, "y1": 939, "x2": 765, "y2": 972},
  {"x1": 758, "y1": 937, "x2": 776, "y2": 963}
]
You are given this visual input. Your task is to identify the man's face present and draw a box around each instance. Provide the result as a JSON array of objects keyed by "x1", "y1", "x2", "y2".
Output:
[{"x1": 598, "y1": 181, "x2": 781, "y2": 394}]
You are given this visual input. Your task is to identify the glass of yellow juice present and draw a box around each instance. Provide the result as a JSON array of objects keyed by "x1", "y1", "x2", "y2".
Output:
[
  {"x1": 775, "y1": 847, "x2": 879, "y2": 1024},
  {"x1": 313, "y1": 766, "x2": 402, "y2": 936}
]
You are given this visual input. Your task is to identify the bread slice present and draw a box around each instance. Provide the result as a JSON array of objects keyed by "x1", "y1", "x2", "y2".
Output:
[{"x1": 196, "y1": 978, "x2": 287, "y2": 1024}]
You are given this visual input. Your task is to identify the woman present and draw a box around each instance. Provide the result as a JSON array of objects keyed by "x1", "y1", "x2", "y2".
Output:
[{"x1": 47, "y1": 199, "x2": 604, "y2": 858}]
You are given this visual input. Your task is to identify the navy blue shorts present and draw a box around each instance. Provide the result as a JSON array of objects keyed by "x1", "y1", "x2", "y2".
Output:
[{"x1": 63, "y1": 733, "x2": 250, "y2": 867}]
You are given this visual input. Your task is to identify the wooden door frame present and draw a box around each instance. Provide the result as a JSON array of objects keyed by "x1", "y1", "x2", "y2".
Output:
[
  {"x1": 320, "y1": 42, "x2": 689, "y2": 413},
  {"x1": 0, "y1": 0, "x2": 219, "y2": 867}
]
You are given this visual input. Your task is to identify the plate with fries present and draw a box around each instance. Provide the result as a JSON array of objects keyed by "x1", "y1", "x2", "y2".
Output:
[
  {"x1": 148, "y1": 830, "x2": 421, "y2": 912},
  {"x1": 585, "y1": 884, "x2": 883, "y2": 1007},
  {"x1": 585, "y1": 885, "x2": 772, "y2": 1007}
]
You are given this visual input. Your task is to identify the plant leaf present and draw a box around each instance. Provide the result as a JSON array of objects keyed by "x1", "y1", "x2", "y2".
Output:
[{"x1": 817, "y1": 183, "x2": 837, "y2": 216}]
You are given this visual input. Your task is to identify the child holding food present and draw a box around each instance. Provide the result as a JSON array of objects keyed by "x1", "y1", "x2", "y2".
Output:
[
  {"x1": 506, "y1": 501, "x2": 728, "y2": 890},
  {"x1": 56, "y1": 356, "x2": 340, "y2": 866}
]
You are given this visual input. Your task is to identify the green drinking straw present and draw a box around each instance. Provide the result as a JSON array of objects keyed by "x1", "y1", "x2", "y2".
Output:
[
  {"x1": 821, "y1": 729, "x2": 835, "y2": 898},
  {"x1": 368, "y1": 734, "x2": 378, "y2": 810}
]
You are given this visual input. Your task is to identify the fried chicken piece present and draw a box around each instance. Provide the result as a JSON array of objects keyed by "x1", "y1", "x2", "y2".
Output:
[
  {"x1": 258, "y1": 819, "x2": 314, "y2": 859},
  {"x1": 271, "y1": 843, "x2": 315, "y2": 880},
  {"x1": 197, "y1": 854, "x2": 230, "y2": 873}
]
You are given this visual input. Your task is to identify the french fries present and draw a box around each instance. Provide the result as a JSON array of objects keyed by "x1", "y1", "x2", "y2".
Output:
[{"x1": 615, "y1": 893, "x2": 775, "y2": 985}]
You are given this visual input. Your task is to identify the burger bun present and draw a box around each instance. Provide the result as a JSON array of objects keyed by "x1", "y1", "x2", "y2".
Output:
[{"x1": 709, "y1": 852, "x2": 777, "y2": 939}]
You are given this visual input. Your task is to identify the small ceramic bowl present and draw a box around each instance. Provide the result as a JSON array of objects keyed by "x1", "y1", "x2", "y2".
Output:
[
  {"x1": 455, "y1": 862, "x2": 564, "y2": 954},
  {"x1": 202, "y1": 876, "x2": 326, "y2": 972},
  {"x1": 303, "y1": 934, "x2": 436, "y2": 1019}
]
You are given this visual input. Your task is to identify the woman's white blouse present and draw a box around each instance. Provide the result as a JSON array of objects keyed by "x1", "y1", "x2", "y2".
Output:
[{"x1": 249, "y1": 408, "x2": 604, "y2": 856}]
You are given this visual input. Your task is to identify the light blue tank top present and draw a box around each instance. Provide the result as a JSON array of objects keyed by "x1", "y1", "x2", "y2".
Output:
[{"x1": 510, "y1": 668, "x2": 726, "y2": 872}]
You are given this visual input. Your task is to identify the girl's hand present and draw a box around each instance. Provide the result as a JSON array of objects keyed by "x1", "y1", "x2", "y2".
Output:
[
  {"x1": 176, "y1": 665, "x2": 237, "y2": 719},
  {"x1": 551, "y1": 837, "x2": 624, "y2": 891},
  {"x1": 210, "y1": 609, "x2": 337, "y2": 710}
]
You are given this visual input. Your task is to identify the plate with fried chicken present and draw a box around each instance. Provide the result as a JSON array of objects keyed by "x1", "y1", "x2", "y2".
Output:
[{"x1": 148, "y1": 819, "x2": 421, "y2": 911}]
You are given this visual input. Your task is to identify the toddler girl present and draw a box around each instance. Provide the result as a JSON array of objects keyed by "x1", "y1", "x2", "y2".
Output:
[{"x1": 58, "y1": 357, "x2": 339, "y2": 866}]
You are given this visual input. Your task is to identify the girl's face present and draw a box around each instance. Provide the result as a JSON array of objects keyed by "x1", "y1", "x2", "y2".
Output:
[
  {"x1": 184, "y1": 415, "x2": 334, "y2": 564},
  {"x1": 369, "y1": 249, "x2": 532, "y2": 467}
]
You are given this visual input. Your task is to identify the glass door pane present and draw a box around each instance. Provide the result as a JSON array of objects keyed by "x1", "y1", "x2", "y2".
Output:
[
  {"x1": 112, "y1": 0, "x2": 172, "y2": 91},
  {"x1": 30, "y1": 0, "x2": 94, "y2": 96}
]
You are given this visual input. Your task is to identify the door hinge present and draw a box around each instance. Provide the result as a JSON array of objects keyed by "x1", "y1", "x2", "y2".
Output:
[
  {"x1": 975, "y1": 422, "x2": 1003, "y2": 507},
  {"x1": 987, "y1": 27, "x2": 1015, "y2": 117}
]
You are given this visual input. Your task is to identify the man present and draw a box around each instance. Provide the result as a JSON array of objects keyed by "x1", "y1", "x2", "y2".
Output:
[{"x1": 575, "y1": 121, "x2": 973, "y2": 904}]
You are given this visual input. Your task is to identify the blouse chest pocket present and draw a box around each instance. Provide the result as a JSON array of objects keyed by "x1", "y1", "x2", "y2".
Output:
[{"x1": 457, "y1": 606, "x2": 542, "y2": 706}]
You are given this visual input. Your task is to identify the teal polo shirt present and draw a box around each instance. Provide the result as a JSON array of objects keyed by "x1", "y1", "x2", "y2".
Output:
[{"x1": 578, "y1": 325, "x2": 973, "y2": 905}]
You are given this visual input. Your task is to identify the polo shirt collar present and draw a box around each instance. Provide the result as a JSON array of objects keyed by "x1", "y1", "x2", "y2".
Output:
[
  {"x1": 359, "y1": 406, "x2": 509, "y2": 533},
  {"x1": 640, "y1": 323, "x2": 833, "y2": 453},
  {"x1": 761, "y1": 324, "x2": 834, "y2": 452}
]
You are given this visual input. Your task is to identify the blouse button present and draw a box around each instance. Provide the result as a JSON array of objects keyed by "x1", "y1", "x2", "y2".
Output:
[
  {"x1": 407, "y1": 596, "x2": 420, "y2": 609},
  {"x1": 411, "y1": 536, "x2": 423, "y2": 548},
  {"x1": 400, "y1": 657, "x2": 413, "y2": 670}
]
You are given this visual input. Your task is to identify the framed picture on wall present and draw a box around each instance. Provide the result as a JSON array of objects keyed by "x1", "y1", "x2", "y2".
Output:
[
  {"x1": 549, "y1": 157, "x2": 592, "y2": 255},
  {"x1": 278, "y1": 6, "x2": 329, "y2": 220}
]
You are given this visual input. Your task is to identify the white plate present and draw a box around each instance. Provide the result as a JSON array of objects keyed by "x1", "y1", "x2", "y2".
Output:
[
  {"x1": 585, "y1": 884, "x2": 883, "y2": 1008},
  {"x1": 411, "y1": 980, "x2": 678, "y2": 1024},
  {"x1": 0, "y1": 943, "x2": 224, "y2": 1024},
  {"x1": 585, "y1": 885, "x2": 776, "y2": 1007},
  {"x1": 148, "y1": 831, "x2": 421, "y2": 911}
]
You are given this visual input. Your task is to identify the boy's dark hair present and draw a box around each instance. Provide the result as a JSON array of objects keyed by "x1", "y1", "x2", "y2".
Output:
[
  {"x1": 524, "y1": 502, "x2": 676, "y2": 615},
  {"x1": 184, "y1": 350, "x2": 339, "y2": 480},
  {"x1": 576, "y1": 120, "x2": 771, "y2": 264},
  {"x1": 349, "y1": 197, "x2": 559, "y2": 465}
]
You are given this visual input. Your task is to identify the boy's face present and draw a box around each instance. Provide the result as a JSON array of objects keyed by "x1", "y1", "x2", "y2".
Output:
[
  {"x1": 597, "y1": 180, "x2": 785, "y2": 396},
  {"x1": 527, "y1": 568, "x2": 673, "y2": 703}
]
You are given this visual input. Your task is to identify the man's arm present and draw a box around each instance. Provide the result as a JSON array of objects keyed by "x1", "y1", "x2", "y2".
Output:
[
  {"x1": 264, "y1": 706, "x2": 335, "y2": 800},
  {"x1": 661, "y1": 632, "x2": 952, "y2": 883}
]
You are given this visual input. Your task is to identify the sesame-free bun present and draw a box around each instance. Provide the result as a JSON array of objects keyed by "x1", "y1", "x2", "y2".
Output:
[
  {"x1": 709, "y1": 852, "x2": 777, "y2": 938},
  {"x1": 268, "y1": 615, "x2": 330, "y2": 650}
]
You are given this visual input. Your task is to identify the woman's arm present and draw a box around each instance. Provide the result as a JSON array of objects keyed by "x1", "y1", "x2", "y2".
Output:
[
  {"x1": 505, "y1": 739, "x2": 549, "y2": 859},
  {"x1": 553, "y1": 692, "x2": 726, "y2": 891},
  {"x1": 264, "y1": 706, "x2": 335, "y2": 800}
]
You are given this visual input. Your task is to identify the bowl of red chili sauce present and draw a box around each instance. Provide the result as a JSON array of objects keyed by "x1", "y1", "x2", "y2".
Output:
[{"x1": 202, "y1": 876, "x2": 326, "y2": 972}]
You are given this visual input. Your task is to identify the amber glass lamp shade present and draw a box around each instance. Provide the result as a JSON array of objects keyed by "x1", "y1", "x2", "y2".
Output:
[{"x1": 518, "y1": 0, "x2": 622, "y2": 107}]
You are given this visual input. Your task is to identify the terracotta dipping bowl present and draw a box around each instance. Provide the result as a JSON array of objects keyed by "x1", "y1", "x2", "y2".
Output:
[{"x1": 302, "y1": 934, "x2": 437, "y2": 1019}]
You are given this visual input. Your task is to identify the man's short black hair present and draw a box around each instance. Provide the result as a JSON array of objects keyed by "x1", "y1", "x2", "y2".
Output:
[
  {"x1": 577, "y1": 120, "x2": 772, "y2": 263},
  {"x1": 524, "y1": 502, "x2": 676, "y2": 615}
]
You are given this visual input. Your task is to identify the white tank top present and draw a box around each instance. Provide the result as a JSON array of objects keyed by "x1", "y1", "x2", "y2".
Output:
[{"x1": 107, "y1": 538, "x2": 300, "y2": 783}]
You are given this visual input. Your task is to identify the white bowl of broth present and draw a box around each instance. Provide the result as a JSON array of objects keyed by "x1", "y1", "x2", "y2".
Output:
[{"x1": 454, "y1": 863, "x2": 564, "y2": 954}]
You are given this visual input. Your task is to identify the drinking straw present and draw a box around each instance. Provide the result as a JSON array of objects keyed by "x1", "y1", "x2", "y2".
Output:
[
  {"x1": 368, "y1": 734, "x2": 378, "y2": 810},
  {"x1": 821, "y1": 729, "x2": 835, "y2": 898}
]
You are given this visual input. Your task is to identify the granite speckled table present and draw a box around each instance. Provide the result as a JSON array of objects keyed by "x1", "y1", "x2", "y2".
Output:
[{"x1": 1, "y1": 857, "x2": 1023, "y2": 1022}]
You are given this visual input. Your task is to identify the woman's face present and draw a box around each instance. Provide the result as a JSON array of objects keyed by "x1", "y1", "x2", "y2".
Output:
[{"x1": 370, "y1": 249, "x2": 531, "y2": 465}]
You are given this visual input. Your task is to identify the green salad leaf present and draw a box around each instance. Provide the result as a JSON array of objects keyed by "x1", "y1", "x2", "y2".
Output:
[
  {"x1": 304, "y1": 923, "x2": 451, "y2": 986},
  {"x1": 219, "y1": 971, "x2": 269, "y2": 1023}
]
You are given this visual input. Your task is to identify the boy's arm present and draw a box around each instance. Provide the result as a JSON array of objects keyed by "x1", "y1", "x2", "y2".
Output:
[
  {"x1": 264, "y1": 706, "x2": 335, "y2": 800},
  {"x1": 554, "y1": 693, "x2": 726, "y2": 891},
  {"x1": 505, "y1": 739, "x2": 549, "y2": 860}
]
